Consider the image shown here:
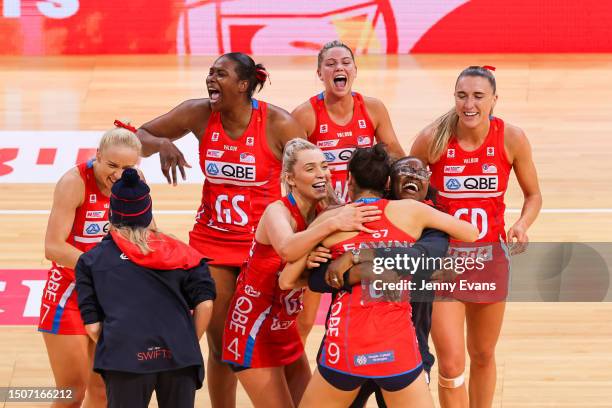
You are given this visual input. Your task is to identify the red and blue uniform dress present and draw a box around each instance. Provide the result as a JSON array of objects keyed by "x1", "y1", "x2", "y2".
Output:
[
  {"x1": 429, "y1": 116, "x2": 512, "y2": 302},
  {"x1": 190, "y1": 99, "x2": 282, "y2": 267},
  {"x1": 222, "y1": 194, "x2": 306, "y2": 368},
  {"x1": 318, "y1": 199, "x2": 422, "y2": 390},
  {"x1": 38, "y1": 160, "x2": 109, "y2": 335},
  {"x1": 307, "y1": 92, "x2": 375, "y2": 202}
]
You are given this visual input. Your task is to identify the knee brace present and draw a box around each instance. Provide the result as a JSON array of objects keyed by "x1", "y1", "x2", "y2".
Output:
[{"x1": 438, "y1": 372, "x2": 465, "y2": 388}]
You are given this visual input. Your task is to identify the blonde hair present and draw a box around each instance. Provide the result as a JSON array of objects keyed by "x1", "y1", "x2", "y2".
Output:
[
  {"x1": 99, "y1": 120, "x2": 142, "y2": 154},
  {"x1": 281, "y1": 138, "x2": 341, "y2": 205},
  {"x1": 430, "y1": 108, "x2": 459, "y2": 160},
  {"x1": 111, "y1": 225, "x2": 160, "y2": 255},
  {"x1": 317, "y1": 40, "x2": 355, "y2": 69}
]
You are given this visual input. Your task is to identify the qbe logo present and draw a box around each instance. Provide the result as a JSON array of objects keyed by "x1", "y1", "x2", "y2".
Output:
[
  {"x1": 446, "y1": 178, "x2": 461, "y2": 190},
  {"x1": 444, "y1": 176, "x2": 498, "y2": 192},
  {"x1": 206, "y1": 163, "x2": 220, "y2": 176},
  {"x1": 324, "y1": 152, "x2": 336, "y2": 162},
  {"x1": 84, "y1": 221, "x2": 109, "y2": 236},
  {"x1": 205, "y1": 160, "x2": 256, "y2": 181},
  {"x1": 322, "y1": 148, "x2": 354, "y2": 165}
]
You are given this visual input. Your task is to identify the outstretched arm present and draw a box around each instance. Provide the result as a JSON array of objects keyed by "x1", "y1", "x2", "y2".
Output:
[{"x1": 137, "y1": 99, "x2": 208, "y2": 184}]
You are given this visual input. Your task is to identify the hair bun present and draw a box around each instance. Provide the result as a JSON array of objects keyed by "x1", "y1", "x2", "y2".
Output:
[
  {"x1": 121, "y1": 168, "x2": 140, "y2": 187},
  {"x1": 373, "y1": 143, "x2": 389, "y2": 161}
]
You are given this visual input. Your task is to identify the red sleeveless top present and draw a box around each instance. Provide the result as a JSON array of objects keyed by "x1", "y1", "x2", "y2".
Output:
[
  {"x1": 429, "y1": 117, "x2": 512, "y2": 243},
  {"x1": 54, "y1": 160, "x2": 110, "y2": 280},
  {"x1": 195, "y1": 99, "x2": 282, "y2": 239},
  {"x1": 320, "y1": 199, "x2": 421, "y2": 377},
  {"x1": 222, "y1": 194, "x2": 307, "y2": 368},
  {"x1": 308, "y1": 92, "x2": 375, "y2": 202}
]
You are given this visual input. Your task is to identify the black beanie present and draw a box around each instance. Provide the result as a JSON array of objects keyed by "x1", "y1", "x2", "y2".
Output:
[{"x1": 109, "y1": 168, "x2": 153, "y2": 228}]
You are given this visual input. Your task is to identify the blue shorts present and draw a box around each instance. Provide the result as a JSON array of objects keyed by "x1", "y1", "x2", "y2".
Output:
[{"x1": 318, "y1": 363, "x2": 423, "y2": 392}]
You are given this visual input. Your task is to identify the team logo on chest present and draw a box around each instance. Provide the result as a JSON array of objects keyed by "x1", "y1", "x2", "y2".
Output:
[
  {"x1": 487, "y1": 147, "x2": 495, "y2": 157},
  {"x1": 240, "y1": 152, "x2": 256, "y2": 164},
  {"x1": 246, "y1": 136, "x2": 254, "y2": 146},
  {"x1": 447, "y1": 149, "x2": 455, "y2": 158},
  {"x1": 358, "y1": 119, "x2": 366, "y2": 129},
  {"x1": 482, "y1": 164, "x2": 497, "y2": 174},
  {"x1": 89, "y1": 194, "x2": 97, "y2": 203},
  {"x1": 357, "y1": 136, "x2": 371, "y2": 146},
  {"x1": 320, "y1": 124, "x2": 328, "y2": 133},
  {"x1": 211, "y1": 132, "x2": 219, "y2": 142}
]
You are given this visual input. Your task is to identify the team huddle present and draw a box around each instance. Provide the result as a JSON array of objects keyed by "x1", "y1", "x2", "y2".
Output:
[{"x1": 38, "y1": 41, "x2": 542, "y2": 408}]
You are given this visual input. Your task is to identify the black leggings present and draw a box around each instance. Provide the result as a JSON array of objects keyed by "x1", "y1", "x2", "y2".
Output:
[{"x1": 102, "y1": 366, "x2": 198, "y2": 408}]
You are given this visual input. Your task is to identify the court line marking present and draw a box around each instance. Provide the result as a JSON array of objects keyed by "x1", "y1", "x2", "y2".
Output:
[{"x1": 2, "y1": 209, "x2": 612, "y2": 215}]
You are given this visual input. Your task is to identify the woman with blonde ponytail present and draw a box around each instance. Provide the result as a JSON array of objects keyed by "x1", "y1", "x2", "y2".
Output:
[
  {"x1": 411, "y1": 66, "x2": 542, "y2": 408},
  {"x1": 221, "y1": 138, "x2": 382, "y2": 408},
  {"x1": 39, "y1": 120, "x2": 141, "y2": 407}
]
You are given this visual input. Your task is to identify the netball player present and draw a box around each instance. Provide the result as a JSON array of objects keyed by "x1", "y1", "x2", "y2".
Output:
[
  {"x1": 309, "y1": 156, "x2": 447, "y2": 408},
  {"x1": 39, "y1": 121, "x2": 142, "y2": 407},
  {"x1": 222, "y1": 139, "x2": 382, "y2": 408},
  {"x1": 280, "y1": 145, "x2": 478, "y2": 407},
  {"x1": 410, "y1": 66, "x2": 542, "y2": 408},
  {"x1": 291, "y1": 40, "x2": 405, "y2": 344},
  {"x1": 136, "y1": 52, "x2": 308, "y2": 408}
]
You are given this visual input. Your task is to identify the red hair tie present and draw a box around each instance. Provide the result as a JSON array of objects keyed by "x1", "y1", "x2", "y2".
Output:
[
  {"x1": 482, "y1": 65, "x2": 496, "y2": 72},
  {"x1": 114, "y1": 119, "x2": 137, "y2": 133},
  {"x1": 255, "y1": 67, "x2": 271, "y2": 84}
]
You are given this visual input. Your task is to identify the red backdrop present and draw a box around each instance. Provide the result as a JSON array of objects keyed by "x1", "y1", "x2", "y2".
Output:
[{"x1": 1, "y1": 0, "x2": 611, "y2": 55}]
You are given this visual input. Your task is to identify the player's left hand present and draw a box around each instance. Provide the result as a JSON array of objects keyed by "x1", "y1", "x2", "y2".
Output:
[
  {"x1": 507, "y1": 221, "x2": 529, "y2": 255},
  {"x1": 326, "y1": 251, "x2": 354, "y2": 289}
]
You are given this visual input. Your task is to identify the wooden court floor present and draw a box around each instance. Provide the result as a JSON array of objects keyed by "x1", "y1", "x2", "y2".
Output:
[{"x1": 1, "y1": 54, "x2": 612, "y2": 407}]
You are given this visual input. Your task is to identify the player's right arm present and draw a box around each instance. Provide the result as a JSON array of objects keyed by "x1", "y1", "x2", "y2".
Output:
[
  {"x1": 263, "y1": 201, "x2": 381, "y2": 263},
  {"x1": 137, "y1": 99, "x2": 210, "y2": 185},
  {"x1": 44, "y1": 169, "x2": 85, "y2": 273}
]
